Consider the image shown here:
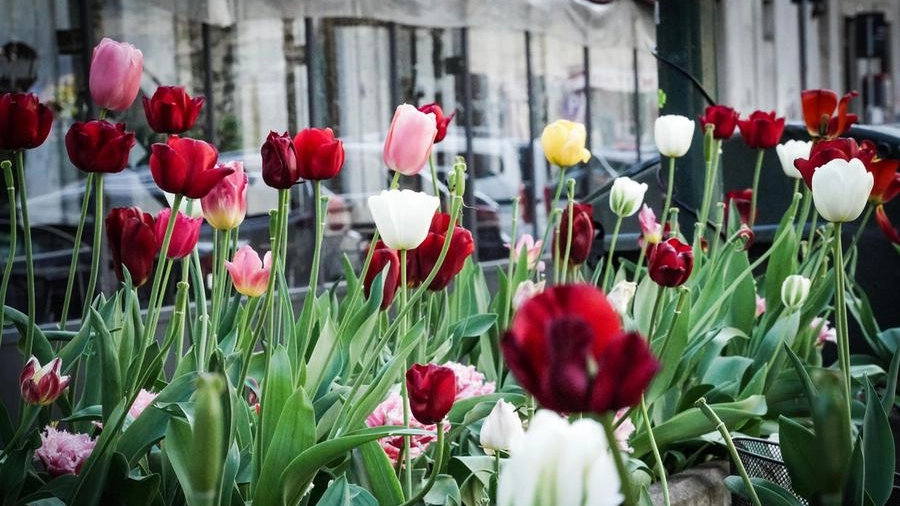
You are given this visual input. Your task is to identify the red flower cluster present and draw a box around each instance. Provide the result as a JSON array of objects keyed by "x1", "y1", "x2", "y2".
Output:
[
  {"x1": 261, "y1": 127, "x2": 345, "y2": 187},
  {"x1": 407, "y1": 212, "x2": 475, "y2": 290}
]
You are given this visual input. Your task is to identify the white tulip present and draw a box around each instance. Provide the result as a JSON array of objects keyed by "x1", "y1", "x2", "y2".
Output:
[
  {"x1": 512, "y1": 280, "x2": 545, "y2": 311},
  {"x1": 607, "y1": 280, "x2": 637, "y2": 317},
  {"x1": 480, "y1": 399, "x2": 525, "y2": 455},
  {"x1": 775, "y1": 140, "x2": 812, "y2": 179},
  {"x1": 609, "y1": 177, "x2": 648, "y2": 217},
  {"x1": 165, "y1": 192, "x2": 204, "y2": 218},
  {"x1": 811, "y1": 158, "x2": 873, "y2": 223},
  {"x1": 497, "y1": 410, "x2": 622, "y2": 506},
  {"x1": 367, "y1": 189, "x2": 440, "y2": 250},
  {"x1": 654, "y1": 115, "x2": 695, "y2": 158},
  {"x1": 780, "y1": 274, "x2": 811, "y2": 311}
]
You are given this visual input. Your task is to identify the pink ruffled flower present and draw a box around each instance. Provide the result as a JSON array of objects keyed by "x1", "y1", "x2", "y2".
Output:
[
  {"x1": 812, "y1": 317, "x2": 837, "y2": 345},
  {"x1": 366, "y1": 391, "x2": 447, "y2": 464},
  {"x1": 129, "y1": 389, "x2": 157, "y2": 420},
  {"x1": 442, "y1": 361, "x2": 496, "y2": 400},
  {"x1": 34, "y1": 426, "x2": 96, "y2": 477},
  {"x1": 613, "y1": 408, "x2": 635, "y2": 453},
  {"x1": 755, "y1": 295, "x2": 767, "y2": 318}
]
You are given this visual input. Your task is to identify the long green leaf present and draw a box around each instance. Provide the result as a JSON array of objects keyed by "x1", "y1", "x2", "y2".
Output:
[
  {"x1": 254, "y1": 387, "x2": 316, "y2": 506},
  {"x1": 356, "y1": 441, "x2": 404, "y2": 506},
  {"x1": 119, "y1": 372, "x2": 198, "y2": 463},
  {"x1": 90, "y1": 308, "x2": 122, "y2": 423},
  {"x1": 258, "y1": 346, "x2": 294, "y2": 478},
  {"x1": 864, "y1": 378, "x2": 895, "y2": 506}
]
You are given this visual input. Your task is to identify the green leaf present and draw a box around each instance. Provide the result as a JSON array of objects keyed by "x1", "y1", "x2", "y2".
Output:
[
  {"x1": 356, "y1": 441, "x2": 404, "y2": 506},
  {"x1": 764, "y1": 226, "x2": 798, "y2": 318},
  {"x1": 258, "y1": 346, "x2": 294, "y2": 475},
  {"x1": 424, "y1": 475, "x2": 462, "y2": 506},
  {"x1": 883, "y1": 347, "x2": 900, "y2": 413},
  {"x1": 315, "y1": 476, "x2": 379, "y2": 506},
  {"x1": 646, "y1": 288, "x2": 690, "y2": 403},
  {"x1": 254, "y1": 387, "x2": 316, "y2": 506},
  {"x1": 633, "y1": 276, "x2": 659, "y2": 337},
  {"x1": 448, "y1": 314, "x2": 497, "y2": 339},
  {"x1": 163, "y1": 417, "x2": 200, "y2": 506},
  {"x1": 778, "y1": 415, "x2": 820, "y2": 499},
  {"x1": 304, "y1": 317, "x2": 343, "y2": 398},
  {"x1": 119, "y1": 372, "x2": 198, "y2": 464},
  {"x1": 724, "y1": 476, "x2": 805, "y2": 506},
  {"x1": 863, "y1": 378, "x2": 895, "y2": 506},
  {"x1": 89, "y1": 308, "x2": 123, "y2": 424},
  {"x1": 724, "y1": 247, "x2": 756, "y2": 335}
]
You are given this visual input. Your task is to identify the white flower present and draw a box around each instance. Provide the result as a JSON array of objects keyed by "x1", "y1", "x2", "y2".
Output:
[
  {"x1": 512, "y1": 280, "x2": 545, "y2": 310},
  {"x1": 497, "y1": 410, "x2": 622, "y2": 506},
  {"x1": 609, "y1": 177, "x2": 648, "y2": 218},
  {"x1": 811, "y1": 158, "x2": 874, "y2": 223},
  {"x1": 654, "y1": 115, "x2": 695, "y2": 158},
  {"x1": 480, "y1": 399, "x2": 525, "y2": 455},
  {"x1": 775, "y1": 140, "x2": 812, "y2": 179},
  {"x1": 164, "y1": 192, "x2": 204, "y2": 218},
  {"x1": 780, "y1": 274, "x2": 811, "y2": 311},
  {"x1": 607, "y1": 280, "x2": 637, "y2": 317},
  {"x1": 367, "y1": 189, "x2": 439, "y2": 250}
]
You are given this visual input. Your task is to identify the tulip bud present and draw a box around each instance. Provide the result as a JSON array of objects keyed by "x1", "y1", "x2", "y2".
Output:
[
  {"x1": 781, "y1": 274, "x2": 811, "y2": 311},
  {"x1": 367, "y1": 189, "x2": 440, "y2": 250},
  {"x1": 106, "y1": 207, "x2": 158, "y2": 287},
  {"x1": 383, "y1": 104, "x2": 437, "y2": 176},
  {"x1": 150, "y1": 136, "x2": 229, "y2": 199},
  {"x1": 555, "y1": 203, "x2": 595, "y2": 265},
  {"x1": 775, "y1": 140, "x2": 811, "y2": 180},
  {"x1": 653, "y1": 115, "x2": 695, "y2": 158},
  {"x1": 698, "y1": 104, "x2": 739, "y2": 140},
  {"x1": 65, "y1": 120, "x2": 136, "y2": 174},
  {"x1": 0, "y1": 92, "x2": 54, "y2": 150},
  {"x1": 540, "y1": 119, "x2": 591, "y2": 168},
  {"x1": 20, "y1": 356, "x2": 70, "y2": 405},
  {"x1": 811, "y1": 158, "x2": 874, "y2": 223},
  {"x1": 609, "y1": 177, "x2": 648, "y2": 217},
  {"x1": 639, "y1": 205, "x2": 663, "y2": 246},
  {"x1": 89, "y1": 38, "x2": 143, "y2": 112},
  {"x1": 418, "y1": 103, "x2": 456, "y2": 143},
  {"x1": 607, "y1": 280, "x2": 637, "y2": 317},
  {"x1": 363, "y1": 242, "x2": 400, "y2": 310},
  {"x1": 201, "y1": 161, "x2": 248, "y2": 230},
  {"x1": 406, "y1": 212, "x2": 474, "y2": 291},
  {"x1": 261, "y1": 131, "x2": 301, "y2": 189},
  {"x1": 143, "y1": 86, "x2": 205, "y2": 135},
  {"x1": 480, "y1": 399, "x2": 524, "y2": 455},
  {"x1": 293, "y1": 127, "x2": 345, "y2": 181},
  {"x1": 224, "y1": 245, "x2": 272, "y2": 298},
  {"x1": 737, "y1": 110, "x2": 786, "y2": 149},
  {"x1": 406, "y1": 363, "x2": 457, "y2": 425},
  {"x1": 648, "y1": 238, "x2": 693, "y2": 287},
  {"x1": 191, "y1": 374, "x2": 225, "y2": 503},
  {"x1": 155, "y1": 208, "x2": 202, "y2": 260}
]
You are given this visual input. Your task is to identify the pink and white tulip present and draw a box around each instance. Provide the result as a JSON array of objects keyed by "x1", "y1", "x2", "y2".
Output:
[
  {"x1": 20, "y1": 357, "x2": 70, "y2": 406},
  {"x1": 383, "y1": 104, "x2": 437, "y2": 176},
  {"x1": 225, "y1": 245, "x2": 272, "y2": 298},
  {"x1": 201, "y1": 161, "x2": 248, "y2": 231}
]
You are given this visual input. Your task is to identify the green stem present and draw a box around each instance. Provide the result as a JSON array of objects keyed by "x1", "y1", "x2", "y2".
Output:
[
  {"x1": 236, "y1": 296, "x2": 262, "y2": 397},
  {"x1": 143, "y1": 194, "x2": 183, "y2": 345},
  {"x1": 59, "y1": 172, "x2": 94, "y2": 329},
  {"x1": 400, "y1": 421, "x2": 446, "y2": 506},
  {"x1": 648, "y1": 285, "x2": 664, "y2": 340},
  {"x1": 252, "y1": 190, "x2": 287, "y2": 341},
  {"x1": 391, "y1": 171, "x2": 401, "y2": 189},
  {"x1": 832, "y1": 223, "x2": 853, "y2": 423},
  {"x1": 81, "y1": 174, "x2": 104, "y2": 317},
  {"x1": 601, "y1": 216, "x2": 623, "y2": 291},
  {"x1": 400, "y1": 370, "x2": 413, "y2": 499},
  {"x1": 661, "y1": 156, "x2": 676, "y2": 227},
  {"x1": 308, "y1": 181, "x2": 325, "y2": 300},
  {"x1": 748, "y1": 149, "x2": 764, "y2": 228},
  {"x1": 632, "y1": 245, "x2": 647, "y2": 285},
  {"x1": 796, "y1": 183, "x2": 812, "y2": 242},
  {"x1": 428, "y1": 154, "x2": 441, "y2": 207},
  {"x1": 14, "y1": 151, "x2": 35, "y2": 360},
  {"x1": 697, "y1": 140, "x2": 722, "y2": 240},
  {"x1": 1, "y1": 161, "x2": 17, "y2": 334},
  {"x1": 640, "y1": 395, "x2": 670, "y2": 506},
  {"x1": 501, "y1": 198, "x2": 520, "y2": 331},
  {"x1": 807, "y1": 208, "x2": 819, "y2": 249},
  {"x1": 550, "y1": 166, "x2": 568, "y2": 216},
  {"x1": 561, "y1": 185, "x2": 576, "y2": 284},
  {"x1": 600, "y1": 413, "x2": 636, "y2": 506},
  {"x1": 695, "y1": 398, "x2": 762, "y2": 506}
]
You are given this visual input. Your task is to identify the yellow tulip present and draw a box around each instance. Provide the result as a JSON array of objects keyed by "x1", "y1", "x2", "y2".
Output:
[{"x1": 540, "y1": 120, "x2": 592, "y2": 168}]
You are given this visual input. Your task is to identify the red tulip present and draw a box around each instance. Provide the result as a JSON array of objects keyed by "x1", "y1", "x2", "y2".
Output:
[
  {"x1": 737, "y1": 110, "x2": 785, "y2": 149},
  {"x1": 407, "y1": 212, "x2": 474, "y2": 290},
  {"x1": 875, "y1": 205, "x2": 900, "y2": 245},
  {"x1": 155, "y1": 208, "x2": 202, "y2": 259},
  {"x1": 502, "y1": 284, "x2": 659, "y2": 414},
  {"x1": 868, "y1": 159, "x2": 900, "y2": 206},
  {"x1": 106, "y1": 207, "x2": 158, "y2": 287},
  {"x1": 724, "y1": 189, "x2": 754, "y2": 227},
  {"x1": 201, "y1": 161, "x2": 247, "y2": 230},
  {"x1": 261, "y1": 131, "x2": 300, "y2": 189},
  {"x1": 801, "y1": 89, "x2": 858, "y2": 139},
  {"x1": 149, "y1": 136, "x2": 230, "y2": 199},
  {"x1": 89, "y1": 38, "x2": 143, "y2": 112},
  {"x1": 648, "y1": 238, "x2": 693, "y2": 287},
  {"x1": 406, "y1": 363, "x2": 457, "y2": 425},
  {"x1": 794, "y1": 138, "x2": 875, "y2": 190},
  {"x1": 554, "y1": 203, "x2": 595, "y2": 265},
  {"x1": 418, "y1": 103, "x2": 456, "y2": 143},
  {"x1": 363, "y1": 241, "x2": 400, "y2": 310},
  {"x1": 142, "y1": 86, "x2": 205, "y2": 135},
  {"x1": 293, "y1": 127, "x2": 345, "y2": 181},
  {"x1": 20, "y1": 356, "x2": 70, "y2": 406},
  {"x1": 698, "y1": 105, "x2": 739, "y2": 140},
  {"x1": 64, "y1": 120, "x2": 135, "y2": 174},
  {"x1": 0, "y1": 92, "x2": 53, "y2": 150}
]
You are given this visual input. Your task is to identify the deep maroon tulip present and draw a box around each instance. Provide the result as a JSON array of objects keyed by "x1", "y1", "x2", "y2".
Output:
[
  {"x1": 737, "y1": 110, "x2": 785, "y2": 149},
  {"x1": 407, "y1": 212, "x2": 474, "y2": 290},
  {"x1": 106, "y1": 207, "x2": 158, "y2": 287},
  {"x1": 502, "y1": 284, "x2": 659, "y2": 414},
  {"x1": 698, "y1": 105, "x2": 739, "y2": 140},
  {"x1": 801, "y1": 89, "x2": 858, "y2": 139},
  {"x1": 261, "y1": 131, "x2": 300, "y2": 189},
  {"x1": 794, "y1": 138, "x2": 876, "y2": 190},
  {"x1": 363, "y1": 241, "x2": 400, "y2": 310},
  {"x1": 155, "y1": 208, "x2": 202, "y2": 260},
  {"x1": 418, "y1": 103, "x2": 456, "y2": 143},
  {"x1": 142, "y1": 86, "x2": 205, "y2": 135},
  {"x1": 293, "y1": 127, "x2": 344, "y2": 181},
  {"x1": 149, "y1": 136, "x2": 230, "y2": 199},
  {"x1": 64, "y1": 120, "x2": 135, "y2": 173},
  {"x1": 724, "y1": 189, "x2": 754, "y2": 227},
  {"x1": 406, "y1": 363, "x2": 457, "y2": 425},
  {"x1": 0, "y1": 92, "x2": 53, "y2": 151},
  {"x1": 554, "y1": 203, "x2": 595, "y2": 265},
  {"x1": 648, "y1": 238, "x2": 693, "y2": 287}
]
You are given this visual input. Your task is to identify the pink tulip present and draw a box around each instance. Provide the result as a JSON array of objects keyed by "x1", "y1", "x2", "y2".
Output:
[
  {"x1": 20, "y1": 356, "x2": 70, "y2": 406},
  {"x1": 89, "y1": 38, "x2": 143, "y2": 112},
  {"x1": 35, "y1": 426, "x2": 95, "y2": 477},
  {"x1": 155, "y1": 208, "x2": 202, "y2": 260},
  {"x1": 201, "y1": 161, "x2": 247, "y2": 231},
  {"x1": 383, "y1": 104, "x2": 437, "y2": 176},
  {"x1": 507, "y1": 234, "x2": 544, "y2": 271},
  {"x1": 225, "y1": 245, "x2": 272, "y2": 297}
]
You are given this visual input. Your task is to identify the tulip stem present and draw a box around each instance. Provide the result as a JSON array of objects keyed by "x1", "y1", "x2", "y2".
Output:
[
  {"x1": 59, "y1": 172, "x2": 94, "y2": 329},
  {"x1": 501, "y1": 198, "x2": 520, "y2": 332},
  {"x1": 601, "y1": 215, "x2": 623, "y2": 292},
  {"x1": 391, "y1": 171, "x2": 401, "y2": 190},
  {"x1": 550, "y1": 166, "x2": 568, "y2": 216},
  {"x1": 308, "y1": 181, "x2": 325, "y2": 300},
  {"x1": 82, "y1": 174, "x2": 104, "y2": 318},
  {"x1": 210, "y1": 228, "x2": 232, "y2": 341},
  {"x1": 748, "y1": 149, "x2": 764, "y2": 228},
  {"x1": 143, "y1": 194, "x2": 182, "y2": 348},
  {"x1": 14, "y1": 151, "x2": 36, "y2": 361},
  {"x1": 236, "y1": 295, "x2": 262, "y2": 403},
  {"x1": 796, "y1": 185, "x2": 812, "y2": 245},
  {"x1": 661, "y1": 156, "x2": 676, "y2": 227},
  {"x1": 806, "y1": 208, "x2": 819, "y2": 250},
  {"x1": 600, "y1": 413, "x2": 636, "y2": 506},
  {"x1": 428, "y1": 154, "x2": 441, "y2": 207},
  {"x1": 697, "y1": 140, "x2": 722, "y2": 241},
  {"x1": 832, "y1": 223, "x2": 853, "y2": 424},
  {"x1": 695, "y1": 397, "x2": 762, "y2": 506},
  {"x1": 561, "y1": 181, "x2": 576, "y2": 284},
  {"x1": 1, "y1": 161, "x2": 17, "y2": 335},
  {"x1": 400, "y1": 370, "x2": 413, "y2": 499},
  {"x1": 253, "y1": 190, "x2": 287, "y2": 344},
  {"x1": 640, "y1": 395, "x2": 670, "y2": 506},
  {"x1": 400, "y1": 421, "x2": 446, "y2": 506}
]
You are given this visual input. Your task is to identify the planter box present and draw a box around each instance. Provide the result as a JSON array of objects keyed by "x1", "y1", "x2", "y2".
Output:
[{"x1": 648, "y1": 461, "x2": 731, "y2": 506}]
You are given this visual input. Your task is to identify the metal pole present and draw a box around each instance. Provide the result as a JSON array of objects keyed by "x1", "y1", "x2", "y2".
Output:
[
  {"x1": 583, "y1": 46, "x2": 594, "y2": 195},
  {"x1": 305, "y1": 18, "x2": 317, "y2": 127},
  {"x1": 461, "y1": 28, "x2": 477, "y2": 257},
  {"x1": 525, "y1": 32, "x2": 539, "y2": 237},
  {"x1": 388, "y1": 23, "x2": 400, "y2": 108},
  {"x1": 77, "y1": 0, "x2": 95, "y2": 119},
  {"x1": 201, "y1": 23, "x2": 217, "y2": 146},
  {"x1": 632, "y1": 47, "x2": 642, "y2": 163},
  {"x1": 798, "y1": 0, "x2": 808, "y2": 90}
]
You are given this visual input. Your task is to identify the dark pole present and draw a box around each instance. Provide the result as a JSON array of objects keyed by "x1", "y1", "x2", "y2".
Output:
[
  {"x1": 77, "y1": 0, "x2": 95, "y2": 119},
  {"x1": 461, "y1": 28, "x2": 477, "y2": 257},
  {"x1": 305, "y1": 18, "x2": 317, "y2": 126},
  {"x1": 388, "y1": 23, "x2": 400, "y2": 108},
  {"x1": 583, "y1": 46, "x2": 594, "y2": 195},
  {"x1": 283, "y1": 19, "x2": 298, "y2": 133},
  {"x1": 798, "y1": 0, "x2": 808, "y2": 89},
  {"x1": 632, "y1": 47, "x2": 642, "y2": 163},
  {"x1": 524, "y1": 32, "x2": 539, "y2": 238},
  {"x1": 201, "y1": 23, "x2": 217, "y2": 146}
]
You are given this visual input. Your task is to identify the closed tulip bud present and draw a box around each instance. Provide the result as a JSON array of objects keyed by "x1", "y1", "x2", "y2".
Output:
[
  {"x1": 89, "y1": 38, "x2": 143, "y2": 112},
  {"x1": 781, "y1": 274, "x2": 811, "y2": 311},
  {"x1": 775, "y1": 140, "x2": 811, "y2": 179},
  {"x1": 150, "y1": 136, "x2": 231, "y2": 199},
  {"x1": 383, "y1": 104, "x2": 437, "y2": 176},
  {"x1": 648, "y1": 237, "x2": 693, "y2": 287},
  {"x1": 225, "y1": 245, "x2": 271, "y2": 298},
  {"x1": 418, "y1": 103, "x2": 456, "y2": 143},
  {"x1": 142, "y1": 86, "x2": 205, "y2": 134},
  {"x1": 699, "y1": 105, "x2": 739, "y2": 140},
  {"x1": 607, "y1": 280, "x2": 637, "y2": 317},
  {"x1": 653, "y1": 115, "x2": 695, "y2": 158},
  {"x1": 20, "y1": 356, "x2": 70, "y2": 405},
  {"x1": 609, "y1": 177, "x2": 648, "y2": 217},
  {"x1": 555, "y1": 203, "x2": 595, "y2": 265},
  {"x1": 106, "y1": 207, "x2": 158, "y2": 287},
  {"x1": 540, "y1": 119, "x2": 591, "y2": 168},
  {"x1": 367, "y1": 189, "x2": 440, "y2": 250},
  {"x1": 363, "y1": 241, "x2": 400, "y2": 310},
  {"x1": 406, "y1": 363, "x2": 457, "y2": 425},
  {"x1": 201, "y1": 161, "x2": 247, "y2": 230},
  {"x1": 407, "y1": 212, "x2": 474, "y2": 291},
  {"x1": 155, "y1": 208, "x2": 202, "y2": 259},
  {"x1": 737, "y1": 110, "x2": 786, "y2": 149},
  {"x1": 812, "y1": 158, "x2": 874, "y2": 223},
  {"x1": 65, "y1": 120, "x2": 135, "y2": 174},
  {"x1": 480, "y1": 399, "x2": 524, "y2": 455},
  {"x1": 261, "y1": 131, "x2": 300, "y2": 189},
  {"x1": 0, "y1": 93, "x2": 54, "y2": 150},
  {"x1": 293, "y1": 127, "x2": 345, "y2": 181}
]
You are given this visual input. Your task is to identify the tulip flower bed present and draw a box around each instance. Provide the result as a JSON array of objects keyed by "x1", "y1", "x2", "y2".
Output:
[{"x1": 1, "y1": 37, "x2": 900, "y2": 506}]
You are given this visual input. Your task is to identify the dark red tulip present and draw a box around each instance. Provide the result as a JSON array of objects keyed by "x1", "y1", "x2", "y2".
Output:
[
  {"x1": 502, "y1": 284, "x2": 659, "y2": 414},
  {"x1": 0, "y1": 92, "x2": 53, "y2": 151},
  {"x1": 418, "y1": 103, "x2": 456, "y2": 143},
  {"x1": 106, "y1": 207, "x2": 158, "y2": 287},
  {"x1": 407, "y1": 212, "x2": 474, "y2": 290},
  {"x1": 875, "y1": 205, "x2": 900, "y2": 245},
  {"x1": 142, "y1": 86, "x2": 205, "y2": 135},
  {"x1": 868, "y1": 159, "x2": 900, "y2": 206},
  {"x1": 801, "y1": 89, "x2": 858, "y2": 139},
  {"x1": 149, "y1": 136, "x2": 229, "y2": 199},
  {"x1": 293, "y1": 127, "x2": 344, "y2": 181},
  {"x1": 64, "y1": 120, "x2": 135, "y2": 174},
  {"x1": 554, "y1": 203, "x2": 595, "y2": 265},
  {"x1": 363, "y1": 241, "x2": 400, "y2": 310},
  {"x1": 648, "y1": 237, "x2": 693, "y2": 287},
  {"x1": 155, "y1": 208, "x2": 202, "y2": 260},
  {"x1": 698, "y1": 105, "x2": 739, "y2": 140},
  {"x1": 724, "y1": 189, "x2": 754, "y2": 227},
  {"x1": 794, "y1": 138, "x2": 875, "y2": 190},
  {"x1": 261, "y1": 131, "x2": 300, "y2": 189},
  {"x1": 406, "y1": 363, "x2": 457, "y2": 425},
  {"x1": 737, "y1": 110, "x2": 785, "y2": 149}
]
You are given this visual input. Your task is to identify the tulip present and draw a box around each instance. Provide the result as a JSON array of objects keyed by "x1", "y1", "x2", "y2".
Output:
[
  {"x1": 293, "y1": 127, "x2": 345, "y2": 181},
  {"x1": 811, "y1": 158, "x2": 874, "y2": 223},
  {"x1": 443, "y1": 361, "x2": 496, "y2": 400},
  {"x1": 723, "y1": 189, "x2": 754, "y2": 228},
  {"x1": 512, "y1": 279, "x2": 545, "y2": 310},
  {"x1": 638, "y1": 204, "x2": 663, "y2": 246},
  {"x1": 363, "y1": 241, "x2": 400, "y2": 310},
  {"x1": 480, "y1": 399, "x2": 524, "y2": 455},
  {"x1": 698, "y1": 105, "x2": 739, "y2": 139},
  {"x1": 868, "y1": 158, "x2": 900, "y2": 206},
  {"x1": 540, "y1": 119, "x2": 591, "y2": 168},
  {"x1": 497, "y1": 410, "x2": 622, "y2": 506},
  {"x1": 128, "y1": 389, "x2": 158, "y2": 420},
  {"x1": 225, "y1": 245, "x2": 272, "y2": 298},
  {"x1": 812, "y1": 317, "x2": 837, "y2": 345},
  {"x1": 367, "y1": 189, "x2": 440, "y2": 250},
  {"x1": 407, "y1": 212, "x2": 474, "y2": 290},
  {"x1": 555, "y1": 202, "x2": 595, "y2": 265},
  {"x1": 106, "y1": 207, "x2": 158, "y2": 287},
  {"x1": 150, "y1": 136, "x2": 231, "y2": 199},
  {"x1": 875, "y1": 204, "x2": 900, "y2": 245},
  {"x1": 383, "y1": 104, "x2": 437, "y2": 176},
  {"x1": 164, "y1": 192, "x2": 203, "y2": 218},
  {"x1": 801, "y1": 89, "x2": 858, "y2": 139},
  {"x1": 418, "y1": 103, "x2": 456, "y2": 143},
  {"x1": 143, "y1": 85, "x2": 205, "y2": 134},
  {"x1": 406, "y1": 363, "x2": 457, "y2": 425},
  {"x1": 201, "y1": 161, "x2": 247, "y2": 230},
  {"x1": 20, "y1": 356, "x2": 70, "y2": 405},
  {"x1": 261, "y1": 131, "x2": 300, "y2": 189},
  {"x1": 607, "y1": 280, "x2": 637, "y2": 317},
  {"x1": 653, "y1": 115, "x2": 695, "y2": 158},
  {"x1": 64, "y1": 120, "x2": 135, "y2": 174},
  {"x1": 502, "y1": 284, "x2": 659, "y2": 414},
  {"x1": 35, "y1": 426, "x2": 95, "y2": 477},
  {"x1": 155, "y1": 208, "x2": 202, "y2": 259},
  {"x1": 89, "y1": 38, "x2": 143, "y2": 112},
  {"x1": 609, "y1": 177, "x2": 648, "y2": 217},
  {"x1": 366, "y1": 391, "x2": 447, "y2": 464},
  {"x1": 648, "y1": 237, "x2": 693, "y2": 287},
  {"x1": 781, "y1": 274, "x2": 811, "y2": 311},
  {"x1": 738, "y1": 110, "x2": 785, "y2": 149},
  {"x1": 507, "y1": 234, "x2": 544, "y2": 271},
  {"x1": 0, "y1": 92, "x2": 53, "y2": 150},
  {"x1": 775, "y1": 140, "x2": 812, "y2": 180},
  {"x1": 794, "y1": 137, "x2": 874, "y2": 190}
]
